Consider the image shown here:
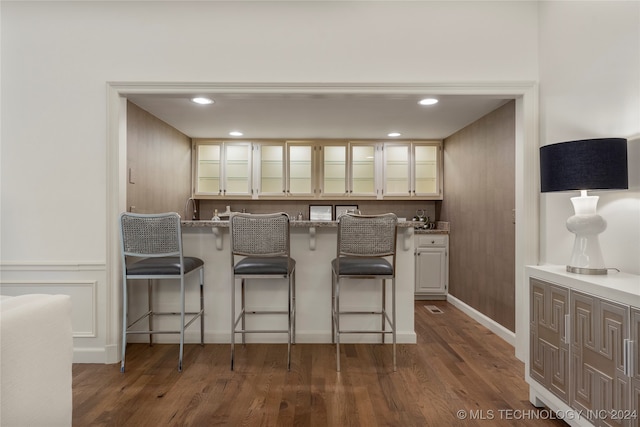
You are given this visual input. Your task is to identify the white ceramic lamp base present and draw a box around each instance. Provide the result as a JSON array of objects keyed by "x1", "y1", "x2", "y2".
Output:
[{"x1": 565, "y1": 193, "x2": 608, "y2": 275}]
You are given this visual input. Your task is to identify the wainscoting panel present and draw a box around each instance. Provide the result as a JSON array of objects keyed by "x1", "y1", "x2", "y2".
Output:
[
  {"x1": 0, "y1": 280, "x2": 97, "y2": 337},
  {"x1": 0, "y1": 261, "x2": 112, "y2": 363}
]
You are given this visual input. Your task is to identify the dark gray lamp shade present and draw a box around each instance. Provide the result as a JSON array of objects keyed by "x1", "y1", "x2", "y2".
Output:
[{"x1": 540, "y1": 138, "x2": 628, "y2": 192}]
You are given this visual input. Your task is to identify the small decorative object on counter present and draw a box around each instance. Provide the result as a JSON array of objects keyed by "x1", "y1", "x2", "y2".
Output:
[
  {"x1": 212, "y1": 209, "x2": 220, "y2": 221},
  {"x1": 297, "y1": 212, "x2": 303, "y2": 220},
  {"x1": 413, "y1": 209, "x2": 436, "y2": 229}
]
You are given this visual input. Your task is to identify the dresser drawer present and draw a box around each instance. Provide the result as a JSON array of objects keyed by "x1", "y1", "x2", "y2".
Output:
[{"x1": 417, "y1": 235, "x2": 448, "y2": 247}]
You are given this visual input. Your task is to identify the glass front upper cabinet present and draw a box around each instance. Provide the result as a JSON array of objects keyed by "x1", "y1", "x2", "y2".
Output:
[
  {"x1": 320, "y1": 143, "x2": 348, "y2": 197},
  {"x1": 413, "y1": 143, "x2": 441, "y2": 197},
  {"x1": 383, "y1": 143, "x2": 411, "y2": 197},
  {"x1": 286, "y1": 142, "x2": 315, "y2": 197},
  {"x1": 349, "y1": 143, "x2": 378, "y2": 197},
  {"x1": 194, "y1": 140, "x2": 252, "y2": 197},
  {"x1": 196, "y1": 143, "x2": 221, "y2": 195},
  {"x1": 193, "y1": 139, "x2": 442, "y2": 200},
  {"x1": 381, "y1": 141, "x2": 442, "y2": 199},
  {"x1": 255, "y1": 142, "x2": 286, "y2": 197}
]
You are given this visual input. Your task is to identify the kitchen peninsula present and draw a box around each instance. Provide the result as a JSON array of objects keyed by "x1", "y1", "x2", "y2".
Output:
[{"x1": 126, "y1": 219, "x2": 445, "y2": 346}]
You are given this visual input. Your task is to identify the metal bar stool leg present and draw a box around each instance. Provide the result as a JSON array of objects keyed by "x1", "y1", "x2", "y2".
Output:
[
  {"x1": 287, "y1": 274, "x2": 292, "y2": 370},
  {"x1": 241, "y1": 279, "x2": 246, "y2": 345},
  {"x1": 291, "y1": 270, "x2": 296, "y2": 345},
  {"x1": 121, "y1": 280, "x2": 128, "y2": 373},
  {"x1": 331, "y1": 270, "x2": 335, "y2": 344},
  {"x1": 178, "y1": 277, "x2": 185, "y2": 372},
  {"x1": 392, "y1": 277, "x2": 397, "y2": 371},
  {"x1": 200, "y1": 268, "x2": 205, "y2": 345},
  {"x1": 335, "y1": 276, "x2": 341, "y2": 372},
  {"x1": 148, "y1": 280, "x2": 153, "y2": 346},
  {"x1": 381, "y1": 279, "x2": 386, "y2": 343},
  {"x1": 231, "y1": 276, "x2": 236, "y2": 371}
]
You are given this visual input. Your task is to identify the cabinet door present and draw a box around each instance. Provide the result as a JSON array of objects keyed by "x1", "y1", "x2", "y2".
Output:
[
  {"x1": 194, "y1": 141, "x2": 251, "y2": 197},
  {"x1": 413, "y1": 143, "x2": 441, "y2": 197},
  {"x1": 632, "y1": 308, "x2": 640, "y2": 427},
  {"x1": 571, "y1": 290, "x2": 630, "y2": 427},
  {"x1": 529, "y1": 278, "x2": 570, "y2": 403},
  {"x1": 383, "y1": 143, "x2": 411, "y2": 197},
  {"x1": 256, "y1": 143, "x2": 286, "y2": 196},
  {"x1": 223, "y1": 142, "x2": 252, "y2": 196},
  {"x1": 350, "y1": 143, "x2": 378, "y2": 197},
  {"x1": 415, "y1": 247, "x2": 446, "y2": 294},
  {"x1": 321, "y1": 144, "x2": 348, "y2": 197},
  {"x1": 195, "y1": 143, "x2": 222, "y2": 195},
  {"x1": 287, "y1": 143, "x2": 315, "y2": 196}
]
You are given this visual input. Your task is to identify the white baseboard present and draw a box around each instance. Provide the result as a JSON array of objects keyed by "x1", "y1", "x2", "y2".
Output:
[
  {"x1": 126, "y1": 331, "x2": 417, "y2": 345},
  {"x1": 73, "y1": 347, "x2": 110, "y2": 364},
  {"x1": 446, "y1": 294, "x2": 516, "y2": 347}
]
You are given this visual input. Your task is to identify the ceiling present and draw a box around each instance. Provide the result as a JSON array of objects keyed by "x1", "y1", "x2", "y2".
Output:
[{"x1": 126, "y1": 92, "x2": 511, "y2": 140}]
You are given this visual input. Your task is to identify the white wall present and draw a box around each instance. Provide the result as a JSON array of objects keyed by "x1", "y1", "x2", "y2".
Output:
[
  {"x1": 1, "y1": 1, "x2": 637, "y2": 363},
  {"x1": 538, "y1": 1, "x2": 640, "y2": 274}
]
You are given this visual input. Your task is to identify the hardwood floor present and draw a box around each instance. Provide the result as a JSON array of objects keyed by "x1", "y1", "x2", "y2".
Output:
[{"x1": 73, "y1": 301, "x2": 566, "y2": 426}]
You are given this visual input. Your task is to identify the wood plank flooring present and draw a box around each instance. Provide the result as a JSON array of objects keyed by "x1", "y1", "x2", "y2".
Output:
[{"x1": 73, "y1": 301, "x2": 566, "y2": 426}]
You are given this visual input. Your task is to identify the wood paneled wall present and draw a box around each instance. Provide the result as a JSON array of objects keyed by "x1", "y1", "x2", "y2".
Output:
[
  {"x1": 127, "y1": 101, "x2": 192, "y2": 215},
  {"x1": 440, "y1": 101, "x2": 516, "y2": 332}
]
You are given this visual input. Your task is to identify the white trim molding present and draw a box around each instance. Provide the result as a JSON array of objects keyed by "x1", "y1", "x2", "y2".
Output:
[
  {"x1": 0, "y1": 280, "x2": 98, "y2": 338},
  {"x1": 107, "y1": 81, "x2": 539, "y2": 365},
  {"x1": 0, "y1": 261, "x2": 105, "y2": 271},
  {"x1": 446, "y1": 294, "x2": 516, "y2": 347}
]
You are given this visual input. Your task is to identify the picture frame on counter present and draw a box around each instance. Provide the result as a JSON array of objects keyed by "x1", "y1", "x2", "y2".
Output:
[
  {"x1": 309, "y1": 205, "x2": 333, "y2": 221},
  {"x1": 335, "y1": 205, "x2": 359, "y2": 219}
]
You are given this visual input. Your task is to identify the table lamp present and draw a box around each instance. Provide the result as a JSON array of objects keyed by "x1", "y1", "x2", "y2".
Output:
[{"x1": 540, "y1": 138, "x2": 628, "y2": 275}]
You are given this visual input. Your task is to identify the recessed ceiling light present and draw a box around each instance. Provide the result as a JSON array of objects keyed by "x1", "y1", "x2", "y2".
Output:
[
  {"x1": 191, "y1": 97, "x2": 214, "y2": 105},
  {"x1": 229, "y1": 131, "x2": 243, "y2": 136},
  {"x1": 388, "y1": 132, "x2": 402, "y2": 137},
  {"x1": 418, "y1": 98, "x2": 438, "y2": 106}
]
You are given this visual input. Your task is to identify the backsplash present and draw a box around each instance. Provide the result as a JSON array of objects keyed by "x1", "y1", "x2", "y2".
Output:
[{"x1": 197, "y1": 199, "x2": 438, "y2": 222}]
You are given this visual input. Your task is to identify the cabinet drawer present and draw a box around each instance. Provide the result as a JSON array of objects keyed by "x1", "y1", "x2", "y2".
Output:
[{"x1": 417, "y1": 235, "x2": 447, "y2": 247}]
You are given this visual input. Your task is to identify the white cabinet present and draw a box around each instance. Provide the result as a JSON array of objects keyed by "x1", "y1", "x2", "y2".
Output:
[
  {"x1": 320, "y1": 143, "x2": 349, "y2": 197},
  {"x1": 194, "y1": 140, "x2": 252, "y2": 197},
  {"x1": 285, "y1": 141, "x2": 349, "y2": 198},
  {"x1": 383, "y1": 141, "x2": 442, "y2": 199},
  {"x1": 383, "y1": 143, "x2": 411, "y2": 197},
  {"x1": 526, "y1": 266, "x2": 640, "y2": 427},
  {"x1": 193, "y1": 139, "x2": 442, "y2": 200},
  {"x1": 413, "y1": 143, "x2": 441, "y2": 197},
  {"x1": 415, "y1": 234, "x2": 448, "y2": 298},
  {"x1": 254, "y1": 142, "x2": 286, "y2": 197},
  {"x1": 349, "y1": 142, "x2": 378, "y2": 197},
  {"x1": 286, "y1": 142, "x2": 316, "y2": 197}
]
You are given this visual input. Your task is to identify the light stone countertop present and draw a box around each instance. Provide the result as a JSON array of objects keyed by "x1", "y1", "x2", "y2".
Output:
[{"x1": 182, "y1": 219, "x2": 449, "y2": 234}]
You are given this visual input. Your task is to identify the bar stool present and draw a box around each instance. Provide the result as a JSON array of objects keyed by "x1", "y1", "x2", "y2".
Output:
[
  {"x1": 331, "y1": 212, "x2": 398, "y2": 371},
  {"x1": 229, "y1": 212, "x2": 296, "y2": 370},
  {"x1": 119, "y1": 212, "x2": 204, "y2": 373}
]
